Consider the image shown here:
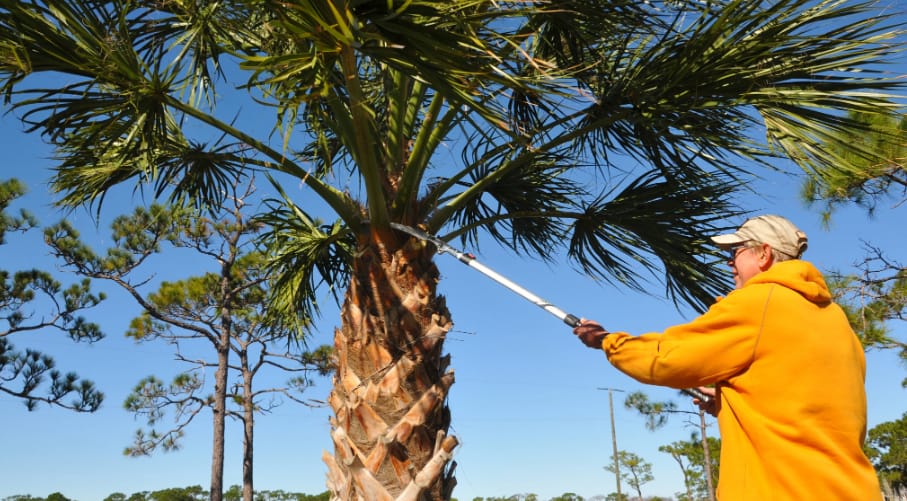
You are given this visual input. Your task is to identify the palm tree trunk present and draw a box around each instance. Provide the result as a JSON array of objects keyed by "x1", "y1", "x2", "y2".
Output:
[{"x1": 324, "y1": 234, "x2": 458, "y2": 500}]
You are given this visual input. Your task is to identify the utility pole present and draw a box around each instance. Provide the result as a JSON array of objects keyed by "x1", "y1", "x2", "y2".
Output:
[
  {"x1": 598, "y1": 387, "x2": 625, "y2": 499},
  {"x1": 699, "y1": 408, "x2": 717, "y2": 501}
]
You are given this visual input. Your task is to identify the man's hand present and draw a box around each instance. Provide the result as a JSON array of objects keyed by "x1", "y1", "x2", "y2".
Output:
[
  {"x1": 693, "y1": 386, "x2": 719, "y2": 417},
  {"x1": 572, "y1": 319, "x2": 609, "y2": 349}
]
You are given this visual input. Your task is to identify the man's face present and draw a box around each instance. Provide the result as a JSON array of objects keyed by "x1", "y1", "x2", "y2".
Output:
[{"x1": 727, "y1": 243, "x2": 767, "y2": 289}]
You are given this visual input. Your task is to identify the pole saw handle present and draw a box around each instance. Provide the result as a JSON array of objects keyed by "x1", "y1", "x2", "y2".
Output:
[
  {"x1": 681, "y1": 387, "x2": 712, "y2": 403},
  {"x1": 563, "y1": 313, "x2": 581, "y2": 328}
]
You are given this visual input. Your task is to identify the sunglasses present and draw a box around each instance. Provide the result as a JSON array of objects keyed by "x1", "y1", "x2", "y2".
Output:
[{"x1": 727, "y1": 243, "x2": 753, "y2": 262}]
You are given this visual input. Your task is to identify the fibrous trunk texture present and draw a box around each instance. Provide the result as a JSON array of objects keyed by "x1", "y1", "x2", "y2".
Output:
[{"x1": 324, "y1": 235, "x2": 457, "y2": 501}]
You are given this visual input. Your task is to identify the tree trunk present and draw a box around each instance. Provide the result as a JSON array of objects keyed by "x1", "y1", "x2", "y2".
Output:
[
  {"x1": 212, "y1": 257, "x2": 236, "y2": 501},
  {"x1": 242, "y1": 350, "x2": 254, "y2": 501},
  {"x1": 211, "y1": 341, "x2": 228, "y2": 501},
  {"x1": 324, "y1": 232, "x2": 457, "y2": 500}
]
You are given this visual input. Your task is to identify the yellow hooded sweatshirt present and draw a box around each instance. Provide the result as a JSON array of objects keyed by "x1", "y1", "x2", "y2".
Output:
[{"x1": 602, "y1": 260, "x2": 880, "y2": 500}]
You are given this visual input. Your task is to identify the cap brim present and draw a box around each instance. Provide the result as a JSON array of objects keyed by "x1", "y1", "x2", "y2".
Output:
[{"x1": 710, "y1": 233, "x2": 746, "y2": 248}]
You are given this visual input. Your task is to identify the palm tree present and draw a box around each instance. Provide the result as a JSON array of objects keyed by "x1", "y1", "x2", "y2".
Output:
[{"x1": 1, "y1": 0, "x2": 904, "y2": 499}]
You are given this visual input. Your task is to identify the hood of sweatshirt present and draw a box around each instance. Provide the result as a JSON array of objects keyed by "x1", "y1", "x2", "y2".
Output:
[{"x1": 745, "y1": 260, "x2": 832, "y2": 304}]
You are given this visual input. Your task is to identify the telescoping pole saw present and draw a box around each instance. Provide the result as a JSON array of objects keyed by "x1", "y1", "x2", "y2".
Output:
[
  {"x1": 389, "y1": 223, "x2": 710, "y2": 403},
  {"x1": 391, "y1": 222, "x2": 582, "y2": 327}
]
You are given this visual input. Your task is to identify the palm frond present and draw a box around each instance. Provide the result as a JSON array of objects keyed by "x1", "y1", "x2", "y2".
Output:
[
  {"x1": 522, "y1": 0, "x2": 667, "y2": 80},
  {"x1": 566, "y1": 0, "x2": 904, "y2": 183},
  {"x1": 49, "y1": 118, "x2": 252, "y2": 213},
  {"x1": 254, "y1": 179, "x2": 356, "y2": 336},
  {"x1": 568, "y1": 170, "x2": 744, "y2": 310},
  {"x1": 241, "y1": 0, "x2": 552, "y2": 134},
  {"x1": 1, "y1": 0, "x2": 134, "y2": 93},
  {"x1": 446, "y1": 149, "x2": 582, "y2": 260},
  {"x1": 130, "y1": 0, "x2": 257, "y2": 106}
]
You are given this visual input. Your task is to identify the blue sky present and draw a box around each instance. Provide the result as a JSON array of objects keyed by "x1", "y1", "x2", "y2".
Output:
[{"x1": 2, "y1": 8, "x2": 907, "y2": 501}]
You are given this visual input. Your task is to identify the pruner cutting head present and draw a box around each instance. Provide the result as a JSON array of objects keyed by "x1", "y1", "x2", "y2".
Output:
[
  {"x1": 360, "y1": 220, "x2": 446, "y2": 253},
  {"x1": 388, "y1": 222, "x2": 473, "y2": 259},
  {"x1": 389, "y1": 222, "x2": 444, "y2": 249}
]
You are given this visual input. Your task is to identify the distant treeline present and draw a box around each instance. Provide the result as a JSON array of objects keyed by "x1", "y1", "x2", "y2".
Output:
[
  {"x1": 1, "y1": 494, "x2": 663, "y2": 501},
  {"x1": 0, "y1": 486, "x2": 331, "y2": 501}
]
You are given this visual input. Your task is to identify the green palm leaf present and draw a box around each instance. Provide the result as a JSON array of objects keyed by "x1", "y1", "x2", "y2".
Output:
[
  {"x1": 568, "y1": 170, "x2": 741, "y2": 308},
  {"x1": 254, "y1": 178, "x2": 355, "y2": 334}
]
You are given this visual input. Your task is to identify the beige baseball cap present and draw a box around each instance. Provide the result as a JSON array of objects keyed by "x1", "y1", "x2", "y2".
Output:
[{"x1": 711, "y1": 215, "x2": 808, "y2": 258}]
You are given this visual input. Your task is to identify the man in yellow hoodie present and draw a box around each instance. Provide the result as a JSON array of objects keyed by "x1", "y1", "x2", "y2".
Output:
[{"x1": 573, "y1": 215, "x2": 880, "y2": 500}]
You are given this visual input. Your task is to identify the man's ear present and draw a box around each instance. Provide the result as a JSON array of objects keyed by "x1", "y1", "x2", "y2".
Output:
[{"x1": 759, "y1": 243, "x2": 774, "y2": 270}]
